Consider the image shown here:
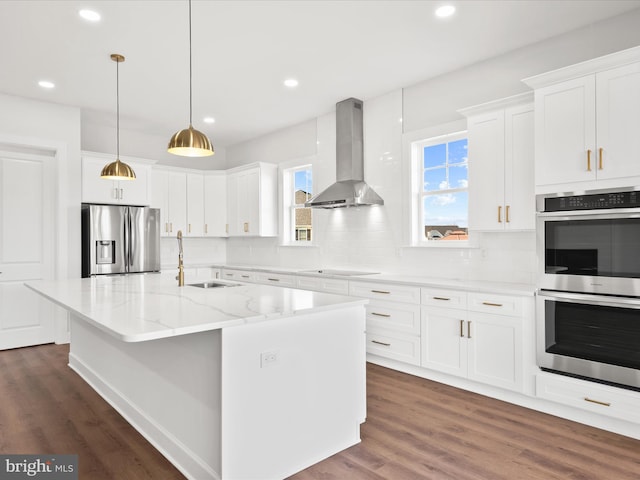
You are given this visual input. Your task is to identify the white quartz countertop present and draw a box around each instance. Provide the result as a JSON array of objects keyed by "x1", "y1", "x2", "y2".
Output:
[
  {"x1": 205, "y1": 264, "x2": 536, "y2": 296},
  {"x1": 26, "y1": 274, "x2": 367, "y2": 343}
]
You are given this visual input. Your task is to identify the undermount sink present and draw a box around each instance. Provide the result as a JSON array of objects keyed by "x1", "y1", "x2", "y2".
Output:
[{"x1": 188, "y1": 281, "x2": 240, "y2": 289}]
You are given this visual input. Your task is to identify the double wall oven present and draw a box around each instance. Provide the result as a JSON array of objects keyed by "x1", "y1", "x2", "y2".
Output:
[{"x1": 537, "y1": 188, "x2": 640, "y2": 391}]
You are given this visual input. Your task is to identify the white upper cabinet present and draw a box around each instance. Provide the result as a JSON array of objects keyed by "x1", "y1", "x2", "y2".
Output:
[
  {"x1": 226, "y1": 162, "x2": 277, "y2": 237},
  {"x1": 81, "y1": 154, "x2": 151, "y2": 206},
  {"x1": 462, "y1": 93, "x2": 534, "y2": 231},
  {"x1": 186, "y1": 173, "x2": 205, "y2": 237},
  {"x1": 150, "y1": 168, "x2": 187, "y2": 237},
  {"x1": 523, "y1": 46, "x2": 640, "y2": 193},
  {"x1": 203, "y1": 172, "x2": 227, "y2": 237}
]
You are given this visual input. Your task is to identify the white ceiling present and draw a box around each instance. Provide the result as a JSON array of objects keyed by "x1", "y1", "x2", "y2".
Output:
[{"x1": 1, "y1": 0, "x2": 640, "y2": 149}]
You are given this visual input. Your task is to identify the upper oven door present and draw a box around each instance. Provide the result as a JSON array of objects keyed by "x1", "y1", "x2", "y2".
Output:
[{"x1": 537, "y1": 208, "x2": 640, "y2": 296}]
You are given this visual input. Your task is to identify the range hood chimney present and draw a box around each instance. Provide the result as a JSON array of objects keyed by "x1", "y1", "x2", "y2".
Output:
[{"x1": 305, "y1": 98, "x2": 384, "y2": 209}]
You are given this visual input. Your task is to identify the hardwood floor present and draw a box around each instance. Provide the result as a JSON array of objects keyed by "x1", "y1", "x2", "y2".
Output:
[{"x1": 1, "y1": 344, "x2": 638, "y2": 479}]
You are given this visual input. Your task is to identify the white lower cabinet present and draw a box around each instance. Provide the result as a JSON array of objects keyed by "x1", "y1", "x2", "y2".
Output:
[
  {"x1": 295, "y1": 276, "x2": 349, "y2": 295},
  {"x1": 537, "y1": 371, "x2": 640, "y2": 424},
  {"x1": 350, "y1": 281, "x2": 422, "y2": 366},
  {"x1": 253, "y1": 272, "x2": 296, "y2": 288},
  {"x1": 421, "y1": 288, "x2": 525, "y2": 393},
  {"x1": 221, "y1": 268, "x2": 256, "y2": 283}
]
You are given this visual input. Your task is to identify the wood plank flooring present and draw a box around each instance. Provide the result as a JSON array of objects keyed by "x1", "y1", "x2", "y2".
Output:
[{"x1": 1, "y1": 344, "x2": 639, "y2": 479}]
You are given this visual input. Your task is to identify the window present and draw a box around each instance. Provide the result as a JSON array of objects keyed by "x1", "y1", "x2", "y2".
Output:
[
  {"x1": 414, "y1": 131, "x2": 468, "y2": 243},
  {"x1": 283, "y1": 165, "x2": 313, "y2": 243}
]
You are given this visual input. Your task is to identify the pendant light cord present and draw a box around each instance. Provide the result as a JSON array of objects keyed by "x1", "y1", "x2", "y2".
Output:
[
  {"x1": 116, "y1": 57, "x2": 120, "y2": 159},
  {"x1": 189, "y1": 0, "x2": 193, "y2": 127}
]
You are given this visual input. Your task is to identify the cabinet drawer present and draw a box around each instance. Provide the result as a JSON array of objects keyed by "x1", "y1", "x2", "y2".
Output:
[
  {"x1": 366, "y1": 329, "x2": 420, "y2": 366},
  {"x1": 536, "y1": 372, "x2": 640, "y2": 424},
  {"x1": 468, "y1": 292, "x2": 522, "y2": 316},
  {"x1": 254, "y1": 272, "x2": 297, "y2": 287},
  {"x1": 366, "y1": 300, "x2": 420, "y2": 335},
  {"x1": 350, "y1": 281, "x2": 420, "y2": 304},
  {"x1": 421, "y1": 287, "x2": 467, "y2": 308},
  {"x1": 222, "y1": 269, "x2": 255, "y2": 283},
  {"x1": 296, "y1": 276, "x2": 349, "y2": 295}
]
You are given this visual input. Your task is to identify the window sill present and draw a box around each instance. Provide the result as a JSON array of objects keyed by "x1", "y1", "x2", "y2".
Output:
[
  {"x1": 404, "y1": 241, "x2": 479, "y2": 249},
  {"x1": 278, "y1": 243, "x2": 319, "y2": 248}
]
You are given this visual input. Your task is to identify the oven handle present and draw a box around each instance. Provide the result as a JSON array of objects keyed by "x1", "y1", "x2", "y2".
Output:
[
  {"x1": 538, "y1": 290, "x2": 640, "y2": 308},
  {"x1": 536, "y1": 208, "x2": 640, "y2": 219}
]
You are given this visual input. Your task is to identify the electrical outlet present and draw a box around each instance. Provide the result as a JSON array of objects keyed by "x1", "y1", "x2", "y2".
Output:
[{"x1": 260, "y1": 351, "x2": 278, "y2": 368}]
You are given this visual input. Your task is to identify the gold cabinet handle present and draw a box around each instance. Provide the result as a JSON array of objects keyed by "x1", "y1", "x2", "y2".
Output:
[
  {"x1": 188, "y1": 223, "x2": 191, "y2": 233},
  {"x1": 204, "y1": 224, "x2": 208, "y2": 234},
  {"x1": 467, "y1": 320, "x2": 472, "y2": 339},
  {"x1": 371, "y1": 289, "x2": 391, "y2": 294},
  {"x1": 587, "y1": 149, "x2": 592, "y2": 171},
  {"x1": 241, "y1": 275, "x2": 250, "y2": 279},
  {"x1": 371, "y1": 340, "x2": 391, "y2": 347},
  {"x1": 371, "y1": 312, "x2": 391, "y2": 318},
  {"x1": 120, "y1": 188, "x2": 123, "y2": 200},
  {"x1": 584, "y1": 397, "x2": 611, "y2": 407},
  {"x1": 165, "y1": 223, "x2": 169, "y2": 233},
  {"x1": 225, "y1": 224, "x2": 229, "y2": 234},
  {"x1": 460, "y1": 319, "x2": 465, "y2": 338},
  {"x1": 498, "y1": 205, "x2": 502, "y2": 223},
  {"x1": 169, "y1": 222, "x2": 173, "y2": 233},
  {"x1": 598, "y1": 147, "x2": 603, "y2": 170},
  {"x1": 482, "y1": 301, "x2": 503, "y2": 307},
  {"x1": 506, "y1": 205, "x2": 510, "y2": 223},
  {"x1": 243, "y1": 222, "x2": 249, "y2": 233},
  {"x1": 433, "y1": 296, "x2": 450, "y2": 301},
  {"x1": 267, "y1": 278, "x2": 280, "y2": 282}
]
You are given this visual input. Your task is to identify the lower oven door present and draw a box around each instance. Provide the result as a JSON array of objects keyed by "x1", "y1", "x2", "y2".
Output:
[{"x1": 537, "y1": 290, "x2": 640, "y2": 390}]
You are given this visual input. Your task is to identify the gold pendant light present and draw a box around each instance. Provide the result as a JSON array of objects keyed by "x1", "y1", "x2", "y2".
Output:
[
  {"x1": 168, "y1": 0, "x2": 214, "y2": 157},
  {"x1": 101, "y1": 54, "x2": 136, "y2": 180}
]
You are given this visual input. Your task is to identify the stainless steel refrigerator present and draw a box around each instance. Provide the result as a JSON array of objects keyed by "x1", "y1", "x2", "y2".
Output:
[{"x1": 81, "y1": 204, "x2": 161, "y2": 277}]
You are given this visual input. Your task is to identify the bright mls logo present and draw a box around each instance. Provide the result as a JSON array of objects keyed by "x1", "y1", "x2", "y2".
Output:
[{"x1": 0, "y1": 455, "x2": 77, "y2": 480}]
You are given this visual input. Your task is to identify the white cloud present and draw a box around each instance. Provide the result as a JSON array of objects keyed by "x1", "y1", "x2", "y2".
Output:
[{"x1": 429, "y1": 193, "x2": 456, "y2": 206}]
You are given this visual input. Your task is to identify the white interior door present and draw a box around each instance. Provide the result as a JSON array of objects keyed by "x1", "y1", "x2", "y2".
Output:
[{"x1": 0, "y1": 150, "x2": 55, "y2": 350}]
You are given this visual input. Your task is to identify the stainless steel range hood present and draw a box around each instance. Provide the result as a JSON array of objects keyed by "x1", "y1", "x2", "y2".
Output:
[{"x1": 305, "y1": 98, "x2": 384, "y2": 209}]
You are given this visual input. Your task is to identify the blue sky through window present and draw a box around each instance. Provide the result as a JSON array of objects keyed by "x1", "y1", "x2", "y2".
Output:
[{"x1": 294, "y1": 169, "x2": 312, "y2": 194}]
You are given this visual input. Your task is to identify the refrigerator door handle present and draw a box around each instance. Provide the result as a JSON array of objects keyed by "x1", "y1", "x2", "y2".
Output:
[{"x1": 124, "y1": 208, "x2": 131, "y2": 271}]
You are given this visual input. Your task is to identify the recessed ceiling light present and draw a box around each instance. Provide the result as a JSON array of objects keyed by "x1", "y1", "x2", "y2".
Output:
[
  {"x1": 79, "y1": 9, "x2": 101, "y2": 22},
  {"x1": 435, "y1": 5, "x2": 456, "y2": 18},
  {"x1": 203, "y1": 117, "x2": 215, "y2": 124},
  {"x1": 38, "y1": 80, "x2": 55, "y2": 89},
  {"x1": 284, "y1": 78, "x2": 299, "y2": 88}
]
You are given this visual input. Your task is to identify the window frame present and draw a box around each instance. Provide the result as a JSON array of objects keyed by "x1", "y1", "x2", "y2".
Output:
[
  {"x1": 281, "y1": 162, "x2": 314, "y2": 246},
  {"x1": 412, "y1": 129, "x2": 470, "y2": 247}
]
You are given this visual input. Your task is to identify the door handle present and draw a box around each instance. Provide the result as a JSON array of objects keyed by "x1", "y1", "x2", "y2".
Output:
[
  {"x1": 498, "y1": 205, "x2": 502, "y2": 223},
  {"x1": 505, "y1": 205, "x2": 510, "y2": 223}
]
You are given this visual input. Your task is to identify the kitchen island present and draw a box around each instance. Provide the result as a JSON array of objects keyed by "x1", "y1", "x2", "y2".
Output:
[{"x1": 26, "y1": 274, "x2": 367, "y2": 480}]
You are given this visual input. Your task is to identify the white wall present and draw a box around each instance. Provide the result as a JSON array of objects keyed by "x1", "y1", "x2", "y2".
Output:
[
  {"x1": 81, "y1": 119, "x2": 227, "y2": 170},
  {"x1": 224, "y1": 10, "x2": 640, "y2": 285}
]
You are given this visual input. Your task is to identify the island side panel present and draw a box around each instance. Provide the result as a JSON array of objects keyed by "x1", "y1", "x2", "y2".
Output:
[
  {"x1": 68, "y1": 314, "x2": 222, "y2": 480},
  {"x1": 220, "y1": 304, "x2": 366, "y2": 480}
]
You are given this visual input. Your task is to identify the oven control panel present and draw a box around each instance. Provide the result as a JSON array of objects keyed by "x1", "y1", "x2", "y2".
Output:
[{"x1": 544, "y1": 191, "x2": 640, "y2": 212}]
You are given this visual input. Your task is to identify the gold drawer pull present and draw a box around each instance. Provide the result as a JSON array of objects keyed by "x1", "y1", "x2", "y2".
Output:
[
  {"x1": 498, "y1": 205, "x2": 502, "y2": 223},
  {"x1": 584, "y1": 397, "x2": 611, "y2": 407},
  {"x1": 460, "y1": 319, "x2": 464, "y2": 338},
  {"x1": 371, "y1": 312, "x2": 391, "y2": 318},
  {"x1": 433, "y1": 296, "x2": 450, "y2": 301},
  {"x1": 243, "y1": 222, "x2": 249, "y2": 233},
  {"x1": 371, "y1": 340, "x2": 391, "y2": 347},
  {"x1": 371, "y1": 289, "x2": 391, "y2": 294},
  {"x1": 506, "y1": 205, "x2": 510, "y2": 223},
  {"x1": 267, "y1": 278, "x2": 280, "y2": 282},
  {"x1": 482, "y1": 301, "x2": 503, "y2": 307},
  {"x1": 241, "y1": 275, "x2": 250, "y2": 279}
]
